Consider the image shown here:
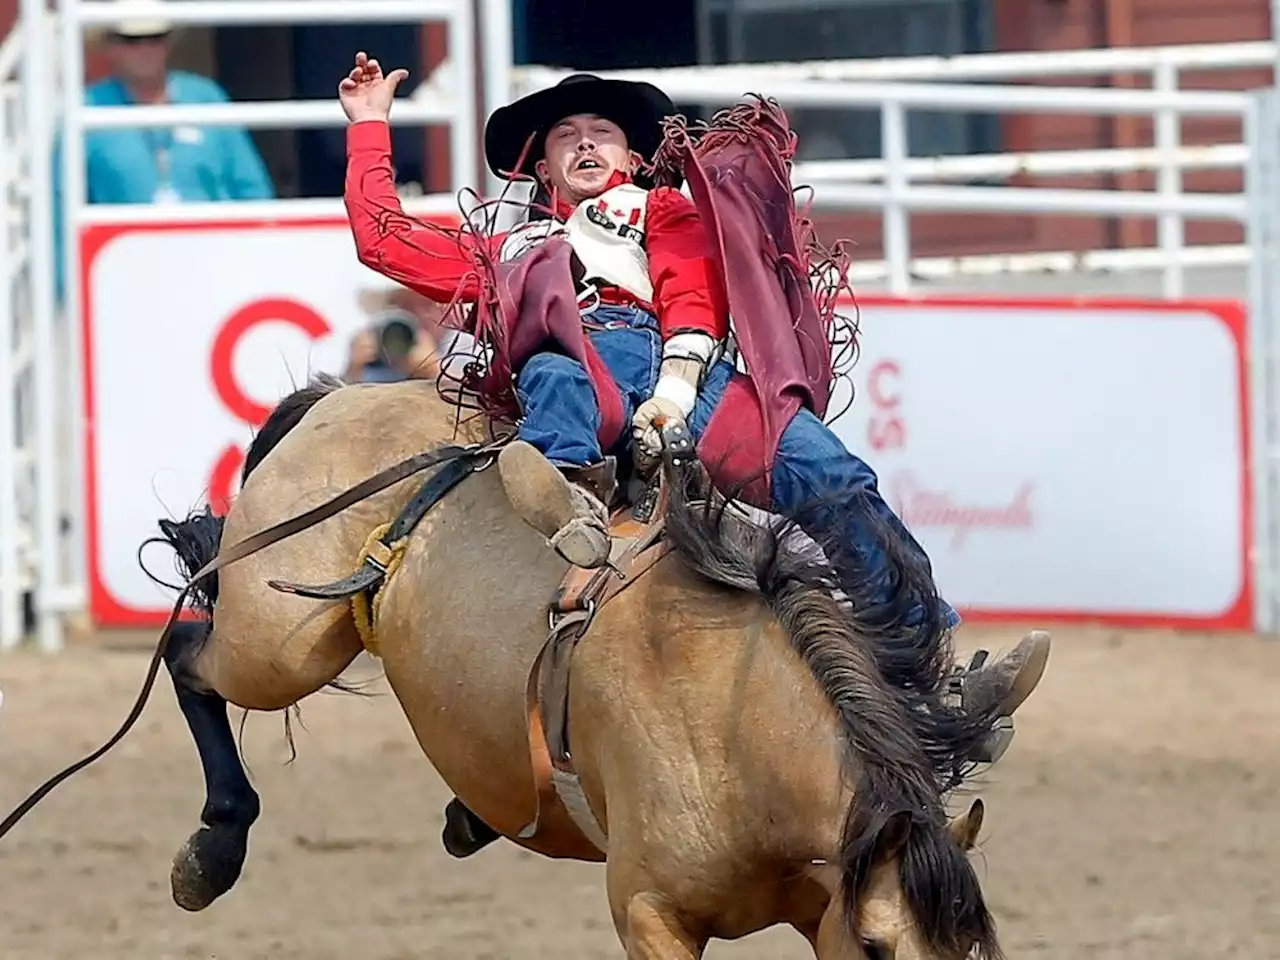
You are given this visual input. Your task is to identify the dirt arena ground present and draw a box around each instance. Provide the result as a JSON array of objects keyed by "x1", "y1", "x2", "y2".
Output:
[{"x1": 1, "y1": 623, "x2": 1277, "y2": 960}]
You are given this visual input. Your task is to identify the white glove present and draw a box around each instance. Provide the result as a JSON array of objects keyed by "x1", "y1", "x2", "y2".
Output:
[
  {"x1": 632, "y1": 394, "x2": 687, "y2": 461},
  {"x1": 632, "y1": 334, "x2": 718, "y2": 462},
  {"x1": 632, "y1": 359, "x2": 701, "y2": 462}
]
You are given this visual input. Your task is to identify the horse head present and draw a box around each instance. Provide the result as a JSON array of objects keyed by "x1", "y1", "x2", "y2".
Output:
[{"x1": 851, "y1": 799, "x2": 999, "y2": 960}]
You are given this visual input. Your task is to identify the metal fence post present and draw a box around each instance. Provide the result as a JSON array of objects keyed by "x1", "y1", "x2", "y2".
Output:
[
  {"x1": 1154, "y1": 57, "x2": 1184, "y2": 299},
  {"x1": 0, "y1": 51, "x2": 19, "y2": 650},
  {"x1": 480, "y1": 0, "x2": 512, "y2": 200},
  {"x1": 1245, "y1": 88, "x2": 1280, "y2": 636},
  {"x1": 881, "y1": 98, "x2": 910, "y2": 295},
  {"x1": 24, "y1": 0, "x2": 63, "y2": 653}
]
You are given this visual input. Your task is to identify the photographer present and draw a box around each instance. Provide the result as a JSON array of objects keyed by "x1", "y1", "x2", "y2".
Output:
[{"x1": 343, "y1": 296, "x2": 442, "y2": 384}]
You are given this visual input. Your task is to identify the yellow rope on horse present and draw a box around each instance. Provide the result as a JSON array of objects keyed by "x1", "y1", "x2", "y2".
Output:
[{"x1": 349, "y1": 521, "x2": 406, "y2": 658}]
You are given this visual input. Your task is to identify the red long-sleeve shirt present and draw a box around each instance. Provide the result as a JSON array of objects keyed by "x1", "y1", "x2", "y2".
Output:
[{"x1": 343, "y1": 119, "x2": 729, "y2": 343}]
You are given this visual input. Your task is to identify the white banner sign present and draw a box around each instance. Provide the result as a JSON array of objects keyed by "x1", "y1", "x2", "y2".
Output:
[
  {"x1": 824, "y1": 298, "x2": 1250, "y2": 629},
  {"x1": 81, "y1": 221, "x2": 1252, "y2": 629},
  {"x1": 82, "y1": 217, "x2": 456, "y2": 623}
]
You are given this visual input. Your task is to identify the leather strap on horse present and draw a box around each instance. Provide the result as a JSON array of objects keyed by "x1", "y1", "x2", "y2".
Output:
[
  {"x1": 0, "y1": 439, "x2": 502, "y2": 844},
  {"x1": 517, "y1": 420, "x2": 692, "y2": 849},
  {"x1": 268, "y1": 452, "x2": 491, "y2": 602},
  {"x1": 273, "y1": 452, "x2": 497, "y2": 655},
  {"x1": 349, "y1": 521, "x2": 399, "y2": 655},
  {"x1": 518, "y1": 539, "x2": 675, "y2": 847}
]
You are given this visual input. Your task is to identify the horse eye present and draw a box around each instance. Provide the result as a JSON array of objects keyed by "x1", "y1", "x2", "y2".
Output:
[{"x1": 860, "y1": 940, "x2": 890, "y2": 960}]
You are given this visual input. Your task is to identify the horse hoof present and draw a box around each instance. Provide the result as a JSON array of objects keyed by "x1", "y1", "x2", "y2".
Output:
[
  {"x1": 969, "y1": 717, "x2": 1015, "y2": 765},
  {"x1": 169, "y1": 823, "x2": 249, "y2": 912},
  {"x1": 442, "y1": 798, "x2": 502, "y2": 858}
]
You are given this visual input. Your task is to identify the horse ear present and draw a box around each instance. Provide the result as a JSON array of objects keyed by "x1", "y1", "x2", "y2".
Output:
[
  {"x1": 948, "y1": 798, "x2": 985, "y2": 851},
  {"x1": 872, "y1": 810, "x2": 913, "y2": 865}
]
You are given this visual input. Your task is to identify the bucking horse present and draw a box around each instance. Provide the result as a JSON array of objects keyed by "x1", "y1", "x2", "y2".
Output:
[{"x1": 0, "y1": 99, "x2": 1039, "y2": 960}]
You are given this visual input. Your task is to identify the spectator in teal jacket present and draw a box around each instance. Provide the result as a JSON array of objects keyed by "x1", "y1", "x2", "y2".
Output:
[{"x1": 54, "y1": 10, "x2": 275, "y2": 296}]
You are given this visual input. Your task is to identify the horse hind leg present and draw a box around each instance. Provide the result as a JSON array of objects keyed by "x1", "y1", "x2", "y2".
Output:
[
  {"x1": 163, "y1": 618, "x2": 260, "y2": 912},
  {"x1": 155, "y1": 502, "x2": 365, "y2": 909},
  {"x1": 163, "y1": 604, "x2": 363, "y2": 910}
]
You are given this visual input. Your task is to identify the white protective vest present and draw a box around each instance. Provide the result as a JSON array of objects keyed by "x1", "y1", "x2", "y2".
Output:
[{"x1": 497, "y1": 182, "x2": 653, "y2": 304}]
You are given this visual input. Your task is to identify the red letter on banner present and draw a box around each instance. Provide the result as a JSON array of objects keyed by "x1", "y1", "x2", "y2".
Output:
[
  {"x1": 866, "y1": 359, "x2": 905, "y2": 452},
  {"x1": 207, "y1": 298, "x2": 330, "y2": 513}
]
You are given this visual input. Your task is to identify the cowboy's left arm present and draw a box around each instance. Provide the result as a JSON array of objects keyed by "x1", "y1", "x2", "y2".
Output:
[
  {"x1": 344, "y1": 120, "x2": 496, "y2": 303},
  {"x1": 633, "y1": 188, "x2": 729, "y2": 452}
]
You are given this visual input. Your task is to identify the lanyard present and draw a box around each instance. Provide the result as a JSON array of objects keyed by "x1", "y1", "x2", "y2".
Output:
[
  {"x1": 143, "y1": 128, "x2": 174, "y2": 175},
  {"x1": 133, "y1": 78, "x2": 177, "y2": 198},
  {"x1": 145, "y1": 127, "x2": 180, "y2": 203}
]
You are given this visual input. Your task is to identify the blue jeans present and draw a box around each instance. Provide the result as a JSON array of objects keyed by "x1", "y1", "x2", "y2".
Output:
[
  {"x1": 513, "y1": 304, "x2": 960, "y2": 628},
  {"x1": 515, "y1": 305, "x2": 661, "y2": 465}
]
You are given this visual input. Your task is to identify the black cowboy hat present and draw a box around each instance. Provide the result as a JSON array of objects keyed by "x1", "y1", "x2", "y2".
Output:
[{"x1": 484, "y1": 73, "x2": 677, "y2": 186}]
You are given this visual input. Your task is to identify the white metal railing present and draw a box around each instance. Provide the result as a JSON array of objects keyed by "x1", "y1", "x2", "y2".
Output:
[
  {"x1": 518, "y1": 39, "x2": 1279, "y2": 87},
  {"x1": 1246, "y1": 84, "x2": 1280, "y2": 636},
  {"x1": 17, "y1": 0, "x2": 512, "y2": 652},
  {"x1": 67, "y1": 0, "x2": 493, "y2": 189},
  {"x1": 0, "y1": 23, "x2": 32, "y2": 650},
  {"x1": 54, "y1": 0, "x2": 486, "y2": 379},
  {"x1": 76, "y1": 195, "x2": 466, "y2": 225},
  {"x1": 6, "y1": 18, "x2": 1279, "y2": 644},
  {"x1": 625, "y1": 76, "x2": 1250, "y2": 294},
  {"x1": 792, "y1": 144, "x2": 1247, "y2": 184},
  {"x1": 54, "y1": 35, "x2": 1276, "y2": 297},
  {"x1": 844, "y1": 240, "x2": 1250, "y2": 285},
  {"x1": 80, "y1": 99, "x2": 462, "y2": 130},
  {"x1": 22, "y1": 0, "x2": 71, "y2": 653},
  {"x1": 515, "y1": 42, "x2": 1273, "y2": 298}
]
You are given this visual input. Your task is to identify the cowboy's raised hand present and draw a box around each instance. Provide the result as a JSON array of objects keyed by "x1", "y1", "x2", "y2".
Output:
[{"x1": 339, "y1": 51, "x2": 409, "y2": 124}]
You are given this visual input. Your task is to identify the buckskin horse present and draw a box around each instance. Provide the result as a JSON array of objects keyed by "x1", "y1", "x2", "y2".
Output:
[
  {"x1": 156, "y1": 357, "x2": 1028, "y2": 957},
  {"x1": 0, "y1": 369, "x2": 1017, "y2": 959}
]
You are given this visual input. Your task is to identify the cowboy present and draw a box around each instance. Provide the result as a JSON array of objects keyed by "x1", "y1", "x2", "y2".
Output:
[{"x1": 338, "y1": 54, "x2": 1050, "y2": 856}]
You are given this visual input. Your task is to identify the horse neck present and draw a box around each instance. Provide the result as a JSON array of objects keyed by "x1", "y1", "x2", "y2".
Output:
[{"x1": 578, "y1": 576, "x2": 853, "y2": 844}]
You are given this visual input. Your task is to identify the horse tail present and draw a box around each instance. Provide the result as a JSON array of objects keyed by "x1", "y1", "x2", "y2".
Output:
[
  {"x1": 156, "y1": 509, "x2": 225, "y2": 617},
  {"x1": 152, "y1": 373, "x2": 348, "y2": 616}
]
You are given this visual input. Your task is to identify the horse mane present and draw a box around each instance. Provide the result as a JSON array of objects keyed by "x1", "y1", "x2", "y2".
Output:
[
  {"x1": 660, "y1": 463, "x2": 1002, "y2": 960},
  {"x1": 240, "y1": 373, "x2": 348, "y2": 484}
]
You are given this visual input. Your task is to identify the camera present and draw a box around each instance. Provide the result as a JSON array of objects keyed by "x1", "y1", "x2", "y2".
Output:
[{"x1": 372, "y1": 308, "x2": 419, "y2": 365}]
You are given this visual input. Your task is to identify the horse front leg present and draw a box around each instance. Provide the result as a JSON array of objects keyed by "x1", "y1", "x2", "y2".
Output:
[
  {"x1": 163, "y1": 619, "x2": 260, "y2": 912},
  {"x1": 615, "y1": 891, "x2": 708, "y2": 960}
]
